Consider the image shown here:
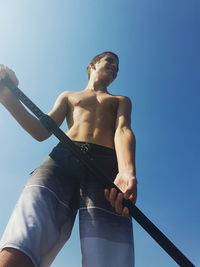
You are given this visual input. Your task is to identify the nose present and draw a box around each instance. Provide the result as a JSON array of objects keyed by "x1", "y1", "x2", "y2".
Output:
[{"x1": 111, "y1": 63, "x2": 118, "y2": 73}]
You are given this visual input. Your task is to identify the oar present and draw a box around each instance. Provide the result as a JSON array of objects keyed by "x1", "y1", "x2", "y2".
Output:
[{"x1": 0, "y1": 76, "x2": 195, "y2": 267}]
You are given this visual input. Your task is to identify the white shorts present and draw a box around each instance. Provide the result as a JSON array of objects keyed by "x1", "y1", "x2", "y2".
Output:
[{"x1": 0, "y1": 142, "x2": 134, "y2": 267}]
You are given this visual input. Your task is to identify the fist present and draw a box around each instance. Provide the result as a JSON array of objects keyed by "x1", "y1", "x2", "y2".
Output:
[
  {"x1": 104, "y1": 172, "x2": 137, "y2": 217},
  {"x1": 0, "y1": 65, "x2": 19, "y2": 102},
  {"x1": 0, "y1": 64, "x2": 19, "y2": 89}
]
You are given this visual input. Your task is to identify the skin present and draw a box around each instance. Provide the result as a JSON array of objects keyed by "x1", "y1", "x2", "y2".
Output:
[
  {"x1": 0, "y1": 54, "x2": 137, "y2": 265},
  {"x1": 0, "y1": 248, "x2": 35, "y2": 267}
]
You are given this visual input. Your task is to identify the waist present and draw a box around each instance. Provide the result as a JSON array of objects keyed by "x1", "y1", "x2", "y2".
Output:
[
  {"x1": 66, "y1": 129, "x2": 115, "y2": 149},
  {"x1": 56, "y1": 141, "x2": 116, "y2": 156}
]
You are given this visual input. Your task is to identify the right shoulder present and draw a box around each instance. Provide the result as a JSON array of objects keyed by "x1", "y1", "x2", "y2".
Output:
[
  {"x1": 55, "y1": 90, "x2": 85, "y2": 106},
  {"x1": 57, "y1": 91, "x2": 71, "y2": 99},
  {"x1": 55, "y1": 90, "x2": 76, "y2": 103},
  {"x1": 57, "y1": 90, "x2": 79, "y2": 98}
]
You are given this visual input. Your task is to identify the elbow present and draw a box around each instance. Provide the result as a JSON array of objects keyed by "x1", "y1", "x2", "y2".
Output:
[
  {"x1": 33, "y1": 136, "x2": 45, "y2": 142},
  {"x1": 33, "y1": 133, "x2": 51, "y2": 142},
  {"x1": 36, "y1": 137, "x2": 45, "y2": 142},
  {"x1": 115, "y1": 126, "x2": 134, "y2": 136},
  {"x1": 34, "y1": 126, "x2": 52, "y2": 141}
]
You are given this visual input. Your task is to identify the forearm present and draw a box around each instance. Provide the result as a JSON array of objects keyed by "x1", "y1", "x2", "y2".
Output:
[
  {"x1": 114, "y1": 127, "x2": 136, "y2": 175},
  {"x1": 1, "y1": 92, "x2": 51, "y2": 141}
]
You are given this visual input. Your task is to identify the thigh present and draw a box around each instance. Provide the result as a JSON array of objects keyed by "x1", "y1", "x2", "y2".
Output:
[
  {"x1": 0, "y1": 247, "x2": 35, "y2": 267},
  {"x1": 0, "y1": 185, "x2": 77, "y2": 267},
  {"x1": 1, "y1": 145, "x2": 81, "y2": 266},
  {"x1": 28, "y1": 151, "x2": 81, "y2": 211},
  {"x1": 79, "y1": 208, "x2": 134, "y2": 267},
  {"x1": 79, "y1": 152, "x2": 134, "y2": 267}
]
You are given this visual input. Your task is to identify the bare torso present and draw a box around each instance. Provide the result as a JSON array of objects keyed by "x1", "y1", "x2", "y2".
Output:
[{"x1": 65, "y1": 89, "x2": 120, "y2": 149}]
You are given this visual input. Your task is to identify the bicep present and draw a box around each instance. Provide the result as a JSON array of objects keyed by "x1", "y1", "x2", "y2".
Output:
[
  {"x1": 48, "y1": 91, "x2": 68, "y2": 127},
  {"x1": 115, "y1": 96, "x2": 132, "y2": 130}
]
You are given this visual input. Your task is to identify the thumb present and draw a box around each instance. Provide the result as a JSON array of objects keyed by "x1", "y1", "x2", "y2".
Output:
[
  {"x1": 124, "y1": 180, "x2": 134, "y2": 199},
  {"x1": 124, "y1": 179, "x2": 137, "y2": 199},
  {"x1": 5, "y1": 67, "x2": 19, "y2": 87}
]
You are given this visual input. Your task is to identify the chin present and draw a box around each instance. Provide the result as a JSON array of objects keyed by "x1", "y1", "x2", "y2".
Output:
[{"x1": 100, "y1": 74, "x2": 114, "y2": 85}]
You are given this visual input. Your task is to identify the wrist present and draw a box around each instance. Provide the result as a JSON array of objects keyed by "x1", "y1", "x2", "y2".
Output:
[{"x1": 118, "y1": 168, "x2": 136, "y2": 175}]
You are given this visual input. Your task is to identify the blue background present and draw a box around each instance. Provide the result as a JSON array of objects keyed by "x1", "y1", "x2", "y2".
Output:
[{"x1": 0, "y1": 1, "x2": 199, "y2": 266}]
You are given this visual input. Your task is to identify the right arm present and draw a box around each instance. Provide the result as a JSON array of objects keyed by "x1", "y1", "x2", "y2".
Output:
[{"x1": 0, "y1": 66, "x2": 68, "y2": 141}]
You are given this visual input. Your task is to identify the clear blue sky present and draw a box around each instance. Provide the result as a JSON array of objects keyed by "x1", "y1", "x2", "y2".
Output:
[{"x1": 0, "y1": 0, "x2": 199, "y2": 266}]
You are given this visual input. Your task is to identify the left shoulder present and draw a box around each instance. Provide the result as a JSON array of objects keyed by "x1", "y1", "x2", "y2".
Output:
[
  {"x1": 113, "y1": 94, "x2": 132, "y2": 102},
  {"x1": 115, "y1": 95, "x2": 133, "y2": 109}
]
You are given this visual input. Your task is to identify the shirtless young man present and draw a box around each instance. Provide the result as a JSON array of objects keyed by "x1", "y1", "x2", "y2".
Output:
[{"x1": 0, "y1": 52, "x2": 137, "y2": 267}]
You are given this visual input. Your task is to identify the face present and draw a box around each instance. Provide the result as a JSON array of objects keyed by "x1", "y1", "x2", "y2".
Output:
[{"x1": 91, "y1": 54, "x2": 119, "y2": 85}]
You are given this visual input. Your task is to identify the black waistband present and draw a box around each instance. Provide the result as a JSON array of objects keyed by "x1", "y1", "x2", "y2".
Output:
[{"x1": 56, "y1": 141, "x2": 115, "y2": 155}]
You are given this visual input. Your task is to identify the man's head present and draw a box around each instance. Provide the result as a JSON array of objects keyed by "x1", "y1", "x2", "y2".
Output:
[{"x1": 87, "y1": 52, "x2": 119, "y2": 85}]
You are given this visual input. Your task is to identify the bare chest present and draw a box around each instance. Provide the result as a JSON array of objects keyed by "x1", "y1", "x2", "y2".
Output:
[{"x1": 68, "y1": 91, "x2": 119, "y2": 114}]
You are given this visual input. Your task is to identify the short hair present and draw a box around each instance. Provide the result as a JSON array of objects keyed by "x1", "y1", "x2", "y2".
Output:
[{"x1": 87, "y1": 51, "x2": 119, "y2": 80}]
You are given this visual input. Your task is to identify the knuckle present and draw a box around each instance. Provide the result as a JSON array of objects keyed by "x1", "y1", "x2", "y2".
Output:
[
  {"x1": 110, "y1": 200, "x2": 115, "y2": 207},
  {"x1": 115, "y1": 206, "x2": 122, "y2": 214}
]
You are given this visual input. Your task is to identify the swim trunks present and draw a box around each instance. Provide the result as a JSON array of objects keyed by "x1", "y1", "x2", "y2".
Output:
[{"x1": 0, "y1": 141, "x2": 134, "y2": 267}]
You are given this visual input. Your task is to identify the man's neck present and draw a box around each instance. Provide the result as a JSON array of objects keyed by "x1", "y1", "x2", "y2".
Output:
[{"x1": 85, "y1": 77, "x2": 108, "y2": 93}]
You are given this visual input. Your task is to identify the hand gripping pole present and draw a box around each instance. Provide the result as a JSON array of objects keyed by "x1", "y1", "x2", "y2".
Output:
[{"x1": 0, "y1": 77, "x2": 195, "y2": 267}]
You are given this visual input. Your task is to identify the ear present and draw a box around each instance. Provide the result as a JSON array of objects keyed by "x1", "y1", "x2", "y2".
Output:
[{"x1": 89, "y1": 62, "x2": 95, "y2": 70}]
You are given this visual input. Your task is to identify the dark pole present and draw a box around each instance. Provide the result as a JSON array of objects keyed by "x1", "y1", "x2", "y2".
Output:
[{"x1": 0, "y1": 77, "x2": 195, "y2": 267}]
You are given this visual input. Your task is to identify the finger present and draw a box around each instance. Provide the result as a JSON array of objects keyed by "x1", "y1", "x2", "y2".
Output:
[
  {"x1": 109, "y1": 188, "x2": 118, "y2": 207},
  {"x1": 128, "y1": 192, "x2": 137, "y2": 204},
  {"x1": 5, "y1": 67, "x2": 14, "y2": 77},
  {"x1": 128, "y1": 193, "x2": 135, "y2": 201},
  {"x1": 124, "y1": 189, "x2": 133, "y2": 200},
  {"x1": 0, "y1": 70, "x2": 7, "y2": 80},
  {"x1": 122, "y1": 207, "x2": 129, "y2": 217},
  {"x1": 104, "y1": 189, "x2": 109, "y2": 201},
  {"x1": 0, "y1": 65, "x2": 6, "y2": 79},
  {"x1": 5, "y1": 66, "x2": 15, "y2": 75},
  {"x1": 115, "y1": 193, "x2": 123, "y2": 214},
  {"x1": 4, "y1": 67, "x2": 19, "y2": 86}
]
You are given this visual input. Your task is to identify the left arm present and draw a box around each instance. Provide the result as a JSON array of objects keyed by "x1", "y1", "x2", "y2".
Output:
[
  {"x1": 114, "y1": 96, "x2": 136, "y2": 176},
  {"x1": 104, "y1": 96, "x2": 137, "y2": 216}
]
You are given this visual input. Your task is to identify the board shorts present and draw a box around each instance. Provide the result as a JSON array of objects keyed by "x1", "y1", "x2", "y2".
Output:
[{"x1": 0, "y1": 141, "x2": 134, "y2": 267}]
